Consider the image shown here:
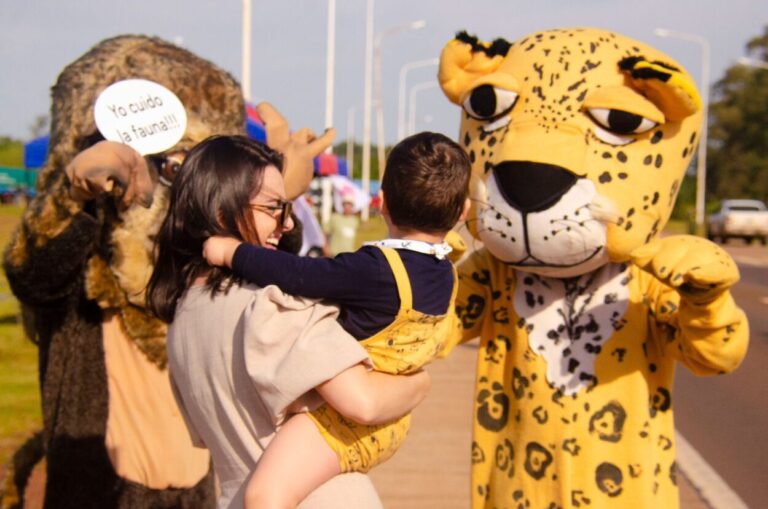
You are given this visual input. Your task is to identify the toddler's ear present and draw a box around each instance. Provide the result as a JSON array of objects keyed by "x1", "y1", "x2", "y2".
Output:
[
  {"x1": 459, "y1": 198, "x2": 471, "y2": 222},
  {"x1": 378, "y1": 190, "x2": 388, "y2": 215}
]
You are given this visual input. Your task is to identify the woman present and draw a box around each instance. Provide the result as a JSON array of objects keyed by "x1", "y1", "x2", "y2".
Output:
[{"x1": 146, "y1": 135, "x2": 430, "y2": 509}]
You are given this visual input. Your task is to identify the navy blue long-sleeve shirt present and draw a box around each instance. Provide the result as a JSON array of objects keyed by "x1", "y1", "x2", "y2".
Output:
[{"x1": 231, "y1": 244, "x2": 454, "y2": 340}]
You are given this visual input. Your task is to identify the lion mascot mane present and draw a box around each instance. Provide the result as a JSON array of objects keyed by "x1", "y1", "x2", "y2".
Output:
[{"x1": 2, "y1": 35, "x2": 245, "y2": 508}]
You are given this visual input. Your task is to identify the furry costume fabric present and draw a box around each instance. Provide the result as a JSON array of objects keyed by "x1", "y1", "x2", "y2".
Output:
[
  {"x1": 2, "y1": 35, "x2": 248, "y2": 508},
  {"x1": 438, "y1": 29, "x2": 749, "y2": 509}
]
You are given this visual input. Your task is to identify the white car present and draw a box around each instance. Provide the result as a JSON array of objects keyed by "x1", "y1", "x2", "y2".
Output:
[{"x1": 707, "y1": 199, "x2": 768, "y2": 245}]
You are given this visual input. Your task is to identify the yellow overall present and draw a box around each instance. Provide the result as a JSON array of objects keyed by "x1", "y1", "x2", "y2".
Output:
[{"x1": 307, "y1": 246, "x2": 458, "y2": 472}]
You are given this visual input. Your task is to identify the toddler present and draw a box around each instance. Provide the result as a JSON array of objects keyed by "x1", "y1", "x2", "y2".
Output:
[{"x1": 204, "y1": 131, "x2": 470, "y2": 508}]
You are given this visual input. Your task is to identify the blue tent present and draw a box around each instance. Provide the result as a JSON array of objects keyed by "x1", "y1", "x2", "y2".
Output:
[
  {"x1": 246, "y1": 117, "x2": 266, "y2": 143},
  {"x1": 24, "y1": 135, "x2": 49, "y2": 168}
]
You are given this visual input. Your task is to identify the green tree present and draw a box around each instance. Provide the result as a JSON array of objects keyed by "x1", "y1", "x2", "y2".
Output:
[
  {"x1": 333, "y1": 141, "x2": 392, "y2": 181},
  {"x1": 29, "y1": 114, "x2": 49, "y2": 138},
  {"x1": 0, "y1": 137, "x2": 24, "y2": 168},
  {"x1": 707, "y1": 26, "x2": 768, "y2": 204}
]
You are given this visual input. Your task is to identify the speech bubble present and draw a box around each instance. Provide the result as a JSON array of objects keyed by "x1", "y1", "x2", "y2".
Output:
[{"x1": 94, "y1": 79, "x2": 188, "y2": 155}]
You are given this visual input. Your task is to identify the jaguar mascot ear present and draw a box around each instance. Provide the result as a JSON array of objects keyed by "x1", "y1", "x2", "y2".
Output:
[
  {"x1": 438, "y1": 31, "x2": 512, "y2": 106},
  {"x1": 618, "y1": 56, "x2": 701, "y2": 121},
  {"x1": 439, "y1": 32, "x2": 512, "y2": 239},
  {"x1": 438, "y1": 29, "x2": 703, "y2": 276}
]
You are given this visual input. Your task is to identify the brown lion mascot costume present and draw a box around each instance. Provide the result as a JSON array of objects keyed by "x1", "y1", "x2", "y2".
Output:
[{"x1": 1, "y1": 35, "x2": 328, "y2": 508}]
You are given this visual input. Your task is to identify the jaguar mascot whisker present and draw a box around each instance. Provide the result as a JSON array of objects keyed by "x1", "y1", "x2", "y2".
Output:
[{"x1": 440, "y1": 28, "x2": 749, "y2": 509}]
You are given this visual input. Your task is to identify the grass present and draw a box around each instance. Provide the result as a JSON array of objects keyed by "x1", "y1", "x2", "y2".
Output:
[
  {"x1": 355, "y1": 214, "x2": 388, "y2": 246},
  {"x1": 664, "y1": 219, "x2": 692, "y2": 235},
  {"x1": 0, "y1": 205, "x2": 41, "y2": 467}
]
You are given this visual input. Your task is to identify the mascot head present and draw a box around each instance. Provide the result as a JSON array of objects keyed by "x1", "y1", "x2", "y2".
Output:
[
  {"x1": 439, "y1": 28, "x2": 702, "y2": 277},
  {"x1": 47, "y1": 35, "x2": 244, "y2": 170},
  {"x1": 37, "y1": 35, "x2": 245, "y2": 366}
]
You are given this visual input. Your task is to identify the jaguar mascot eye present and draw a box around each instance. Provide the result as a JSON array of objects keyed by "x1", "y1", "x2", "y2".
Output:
[
  {"x1": 587, "y1": 107, "x2": 658, "y2": 145},
  {"x1": 462, "y1": 84, "x2": 518, "y2": 132}
]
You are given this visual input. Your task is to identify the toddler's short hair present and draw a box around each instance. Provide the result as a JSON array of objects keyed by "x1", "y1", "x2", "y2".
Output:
[{"x1": 382, "y1": 132, "x2": 470, "y2": 233}]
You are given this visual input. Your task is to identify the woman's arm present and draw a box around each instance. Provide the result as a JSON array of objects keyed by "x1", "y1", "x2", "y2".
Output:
[{"x1": 315, "y1": 364, "x2": 431, "y2": 426}]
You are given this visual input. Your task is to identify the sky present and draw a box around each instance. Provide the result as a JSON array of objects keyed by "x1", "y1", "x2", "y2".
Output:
[{"x1": 1, "y1": 1, "x2": 766, "y2": 147}]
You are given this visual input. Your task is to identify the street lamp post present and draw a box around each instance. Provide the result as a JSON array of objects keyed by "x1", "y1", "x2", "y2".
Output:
[
  {"x1": 654, "y1": 28, "x2": 710, "y2": 235},
  {"x1": 408, "y1": 81, "x2": 439, "y2": 136},
  {"x1": 324, "y1": 0, "x2": 336, "y2": 153},
  {"x1": 398, "y1": 58, "x2": 439, "y2": 141},
  {"x1": 241, "y1": 0, "x2": 252, "y2": 102},
  {"x1": 346, "y1": 106, "x2": 356, "y2": 172},
  {"x1": 361, "y1": 0, "x2": 374, "y2": 221},
  {"x1": 361, "y1": 8, "x2": 425, "y2": 220},
  {"x1": 373, "y1": 20, "x2": 426, "y2": 180}
]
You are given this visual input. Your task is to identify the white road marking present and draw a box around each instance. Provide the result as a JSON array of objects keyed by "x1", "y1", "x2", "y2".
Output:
[
  {"x1": 731, "y1": 255, "x2": 768, "y2": 267},
  {"x1": 675, "y1": 431, "x2": 749, "y2": 509}
]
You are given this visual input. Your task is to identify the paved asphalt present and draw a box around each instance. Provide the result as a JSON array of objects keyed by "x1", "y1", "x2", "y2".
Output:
[
  {"x1": 371, "y1": 340, "x2": 711, "y2": 508},
  {"x1": 673, "y1": 241, "x2": 768, "y2": 509},
  {"x1": 373, "y1": 241, "x2": 768, "y2": 508}
]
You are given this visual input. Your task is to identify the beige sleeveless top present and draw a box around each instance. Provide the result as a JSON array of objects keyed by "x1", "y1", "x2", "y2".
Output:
[{"x1": 167, "y1": 283, "x2": 383, "y2": 509}]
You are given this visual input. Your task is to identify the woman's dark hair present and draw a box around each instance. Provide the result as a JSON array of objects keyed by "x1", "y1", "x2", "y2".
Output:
[{"x1": 146, "y1": 135, "x2": 283, "y2": 322}]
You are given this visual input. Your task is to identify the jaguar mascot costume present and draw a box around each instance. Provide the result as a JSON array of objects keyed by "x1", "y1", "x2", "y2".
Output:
[
  {"x1": 1, "y1": 35, "x2": 328, "y2": 508},
  {"x1": 439, "y1": 29, "x2": 749, "y2": 508}
]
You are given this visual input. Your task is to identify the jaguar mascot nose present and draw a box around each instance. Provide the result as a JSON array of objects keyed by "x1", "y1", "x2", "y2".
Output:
[{"x1": 493, "y1": 161, "x2": 577, "y2": 213}]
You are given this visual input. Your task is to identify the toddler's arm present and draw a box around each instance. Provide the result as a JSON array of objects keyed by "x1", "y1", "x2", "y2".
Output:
[
  {"x1": 317, "y1": 364, "x2": 431, "y2": 425},
  {"x1": 205, "y1": 240, "x2": 383, "y2": 307},
  {"x1": 203, "y1": 236, "x2": 241, "y2": 268}
]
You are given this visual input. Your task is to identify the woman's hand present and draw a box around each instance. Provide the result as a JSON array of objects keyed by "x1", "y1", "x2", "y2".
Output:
[
  {"x1": 203, "y1": 236, "x2": 242, "y2": 268},
  {"x1": 316, "y1": 364, "x2": 432, "y2": 426}
]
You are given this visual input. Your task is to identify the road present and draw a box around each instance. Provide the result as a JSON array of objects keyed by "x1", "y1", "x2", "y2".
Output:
[
  {"x1": 370, "y1": 244, "x2": 768, "y2": 509},
  {"x1": 673, "y1": 241, "x2": 768, "y2": 509},
  {"x1": 371, "y1": 341, "x2": 709, "y2": 509}
]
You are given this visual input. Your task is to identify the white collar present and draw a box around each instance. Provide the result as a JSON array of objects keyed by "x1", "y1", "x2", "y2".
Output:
[{"x1": 364, "y1": 238, "x2": 453, "y2": 260}]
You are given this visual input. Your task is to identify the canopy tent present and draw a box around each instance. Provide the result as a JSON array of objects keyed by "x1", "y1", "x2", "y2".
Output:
[
  {"x1": 24, "y1": 135, "x2": 49, "y2": 169},
  {"x1": 0, "y1": 167, "x2": 37, "y2": 194},
  {"x1": 245, "y1": 104, "x2": 267, "y2": 143},
  {"x1": 328, "y1": 175, "x2": 370, "y2": 213}
]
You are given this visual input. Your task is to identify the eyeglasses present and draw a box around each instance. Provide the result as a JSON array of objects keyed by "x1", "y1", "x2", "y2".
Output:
[
  {"x1": 148, "y1": 152, "x2": 187, "y2": 187},
  {"x1": 251, "y1": 199, "x2": 293, "y2": 229}
]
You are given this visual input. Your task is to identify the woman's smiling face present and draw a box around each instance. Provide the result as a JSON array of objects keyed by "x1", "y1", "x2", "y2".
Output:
[{"x1": 249, "y1": 165, "x2": 294, "y2": 249}]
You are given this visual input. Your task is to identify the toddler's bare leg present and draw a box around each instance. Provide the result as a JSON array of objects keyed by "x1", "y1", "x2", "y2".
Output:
[{"x1": 244, "y1": 413, "x2": 341, "y2": 509}]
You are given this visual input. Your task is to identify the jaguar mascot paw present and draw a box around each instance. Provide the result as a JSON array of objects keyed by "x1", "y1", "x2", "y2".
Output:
[
  {"x1": 631, "y1": 235, "x2": 739, "y2": 304},
  {"x1": 439, "y1": 28, "x2": 749, "y2": 509}
]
